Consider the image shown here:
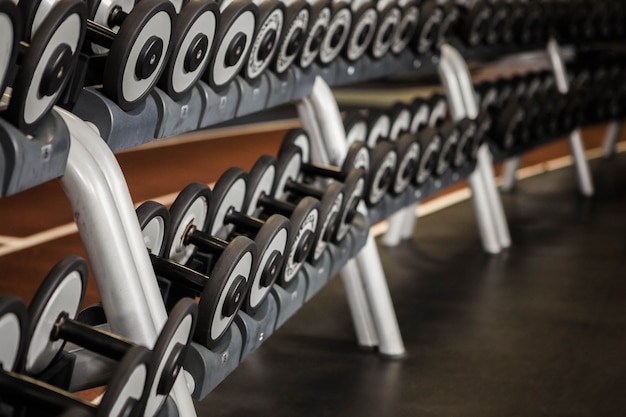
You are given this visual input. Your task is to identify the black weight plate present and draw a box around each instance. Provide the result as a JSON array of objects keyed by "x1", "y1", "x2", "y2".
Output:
[
  {"x1": 391, "y1": 133, "x2": 420, "y2": 195},
  {"x1": 6, "y1": 0, "x2": 86, "y2": 134},
  {"x1": 0, "y1": 296, "x2": 28, "y2": 373},
  {"x1": 409, "y1": 97, "x2": 430, "y2": 133},
  {"x1": 166, "y1": 183, "x2": 213, "y2": 266},
  {"x1": 414, "y1": 0, "x2": 442, "y2": 54},
  {"x1": 414, "y1": 127, "x2": 441, "y2": 185},
  {"x1": 427, "y1": 94, "x2": 447, "y2": 127},
  {"x1": 471, "y1": 112, "x2": 491, "y2": 161},
  {"x1": 23, "y1": 255, "x2": 87, "y2": 375},
  {"x1": 136, "y1": 201, "x2": 171, "y2": 258},
  {"x1": 370, "y1": 0, "x2": 399, "y2": 59},
  {"x1": 366, "y1": 140, "x2": 397, "y2": 206},
  {"x1": 318, "y1": 1, "x2": 351, "y2": 65},
  {"x1": 272, "y1": 145, "x2": 304, "y2": 199},
  {"x1": 196, "y1": 236, "x2": 255, "y2": 349},
  {"x1": 366, "y1": 110, "x2": 391, "y2": 148},
  {"x1": 245, "y1": 0, "x2": 285, "y2": 80},
  {"x1": 485, "y1": 2, "x2": 507, "y2": 45},
  {"x1": 391, "y1": 0, "x2": 419, "y2": 55},
  {"x1": 435, "y1": 121, "x2": 459, "y2": 177},
  {"x1": 280, "y1": 196, "x2": 319, "y2": 285},
  {"x1": 209, "y1": 167, "x2": 248, "y2": 239},
  {"x1": 388, "y1": 102, "x2": 412, "y2": 140},
  {"x1": 453, "y1": 118, "x2": 477, "y2": 168},
  {"x1": 0, "y1": 0, "x2": 20, "y2": 97},
  {"x1": 143, "y1": 298, "x2": 197, "y2": 417},
  {"x1": 333, "y1": 168, "x2": 365, "y2": 242},
  {"x1": 278, "y1": 128, "x2": 312, "y2": 163},
  {"x1": 307, "y1": 181, "x2": 343, "y2": 261},
  {"x1": 493, "y1": 101, "x2": 525, "y2": 151},
  {"x1": 272, "y1": 0, "x2": 309, "y2": 74},
  {"x1": 158, "y1": 0, "x2": 219, "y2": 101},
  {"x1": 340, "y1": 141, "x2": 370, "y2": 179},
  {"x1": 344, "y1": 112, "x2": 368, "y2": 144},
  {"x1": 458, "y1": 1, "x2": 491, "y2": 48},
  {"x1": 298, "y1": 0, "x2": 330, "y2": 69},
  {"x1": 18, "y1": 0, "x2": 56, "y2": 41},
  {"x1": 103, "y1": 0, "x2": 175, "y2": 111},
  {"x1": 243, "y1": 214, "x2": 290, "y2": 312},
  {"x1": 344, "y1": 1, "x2": 377, "y2": 62},
  {"x1": 97, "y1": 345, "x2": 151, "y2": 417},
  {"x1": 245, "y1": 154, "x2": 277, "y2": 217},
  {"x1": 436, "y1": 3, "x2": 459, "y2": 48}
]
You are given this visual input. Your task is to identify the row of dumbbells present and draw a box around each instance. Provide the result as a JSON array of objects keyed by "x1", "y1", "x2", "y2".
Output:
[{"x1": 0, "y1": 257, "x2": 198, "y2": 417}]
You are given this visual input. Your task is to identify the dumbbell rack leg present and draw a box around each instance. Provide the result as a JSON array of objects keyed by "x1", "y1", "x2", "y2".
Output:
[
  {"x1": 297, "y1": 78, "x2": 405, "y2": 357},
  {"x1": 56, "y1": 109, "x2": 197, "y2": 417},
  {"x1": 501, "y1": 156, "x2": 522, "y2": 191},
  {"x1": 439, "y1": 44, "x2": 511, "y2": 253},
  {"x1": 602, "y1": 122, "x2": 622, "y2": 159},
  {"x1": 547, "y1": 38, "x2": 594, "y2": 197}
]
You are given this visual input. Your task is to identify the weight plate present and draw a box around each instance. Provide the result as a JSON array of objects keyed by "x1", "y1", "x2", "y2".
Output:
[
  {"x1": 6, "y1": 0, "x2": 86, "y2": 134},
  {"x1": 391, "y1": 1, "x2": 418, "y2": 55},
  {"x1": 410, "y1": 98, "x2": 430, "y2": 133},
  {"x1": 19, "y1": 0, "x2": 58, "y2": 40},
  {"x1": 318, "y1": 4, "x2": 351, "y2": 65},
  {"x1": 344, "y1": 114, "x2": 368, "y2": 144},
  {"x1": 299, "y1": 0, "x2": 330, "y2": 69},
  {"x1": 340, "y1": 141, "x2": 370, "y2": 178},
  {"x1": 435, "y1": 122, "x2": 459, "y2": 177},
  {"x1": 415, "y1": 128, "x2": 441, "y2": 185},
  {"x1": 246, "y1": 1, "x2": 284, "y2": 80},
  {"x1": 245, "y1": 155, "x2": 277, "y2": 216},
  {"x1": 308, "y1": 181, "x2": 343, "y2": 261},
  {"x1": 196, "y1": 235, "x2": 254, "y2": 348},
  {"x1": 273, "y1": 0, "x2": 309, "y2": 74},
  {"x1": 136, "y1": 201, "x2": 170, "y2": 258},
  {"x1": 471, "y1": 112, "x2": 491, "y2": 160},
  {"x1": 166, "y1": 183, "x2": 212, "y2": 266},
  {"x1": 103, "y1": 0, "x2": 175, "y2": 111},
  {"x1": 210, "y1": 167, "x2": 248, "y2": 239},
  {"x1": 392, "y1": 133, "x2": 420, "y2": 195},
  {"x1": 485, "y1": 3, "x2": 507, "y2": 45},
  {"x1": 273, "y1": 146, "x2": 304, "y2": 199},
  {"x1": 435, "y1": 3, "x2": 458, "y2": 48},
  {"x1": 0, "y1": 296, "x2": 27, "y2": 372},
  {"x1": 143, "y1": 298, "x2": 197, "y2": 417},
  {"x1": 427, "y1": 94, "x2": 447, "y2": 127},
  {"x1": 454, "y1": 118, "x2": 477, "y2": 168},
  {"x1": 278, "y1": 128, "x2": 312, "y2": 163},
  {"x1": 98, "y1": 345, "x2": 150, "y2": 417},
  {"x1": 345, "y1": 4, "x2": 377, "y2": 62},
  {"x1": 366, "y1": 111, "x2": 391, "y2": 148},
  {"x1": 414, "y1": 2, "x2": 442, "y2": 54},
  {"x1": 206, "y1": 1, "x2": 257, "y2": 90},
  {"x1": 158, "y1": 0, "x2": 219, "y2": 101},
  {"x1": 333, "y1": 168, "x2": 365, "y2": 242},
  {"x1": 388, "y1": 103, "x2": 412, "y2": 140},
  {"x1": 23, "y1": 255, "x2": 87, "y2": 375},
  {"x1": 458, "y1": 2, "x2": 491, "y2": 48},
  {"x1": 89, "y1": 0, "x2": 134, "y2": 54},
  {"x1": 494, "y1": 102, "x2": 524, "y2": 151},
  {"x1": 371, "y1": 3, "x2": 399, "y2": 59},
  {"x1": 0, "y1": 0, "x2": 20, "y2": 98},
  {"x1": 280, "y1": 196, "x2": 318, "y2": 284},
  {"x1": 366, "y1": 141, "x2": 397, "y2": 206},
  {"x1": 244, "y1": 214, "x2": 290, "y2": 312}
]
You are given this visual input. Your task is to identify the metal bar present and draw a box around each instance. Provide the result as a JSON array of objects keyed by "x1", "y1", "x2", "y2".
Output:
[
  {"x1": 602, "y1": 122, "x2": 622, "y2": 159},
  {"x1": 340, "y1": 260, "x2": 380, "y2": 349}
]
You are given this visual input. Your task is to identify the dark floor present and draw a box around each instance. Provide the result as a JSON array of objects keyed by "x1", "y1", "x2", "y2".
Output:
[{"x1": 197, "y1": 153, "x2": 626, "y2": 417}]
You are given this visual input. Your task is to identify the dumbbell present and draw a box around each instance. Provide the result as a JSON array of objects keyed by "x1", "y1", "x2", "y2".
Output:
[
  {"x1": 409, "y1": 97, "x2": 430, "y2": 134},
  {"x1": 245, "y1": 154, "x2": 321, "y2": 283},
  {"x1": 137, "y1": 200, "x2": 256, "y2": 349},
  {"x1": 456, "y1": 1, "x2": 491, "y2": 48},
  {"x1": 317, "y1": 0, "x2": 352, "y2": 66},
  {"x1": 413, "y1": 126, "x2": 442, "y2": 186},
  {"x1": 0, "y1": 0, "x2": 20, "y2": 99},
  {"x1": 157, "y1": 0, "x2": 219, "y2": 101},
  {"x1": 491, "y1": 100, "x2": 526, "y2": 151},
  {"x1": 343, "y1": 0, "x2": 377, "y2": 63},
  {"x1": 203, "y1": 0, "x2": 258, "y2": 91},
  {"x1": 369, "y1": 0, "x2": 401, "y2": 60},
  {"x1": 278, "y1": 129, "x2": 368, "y2": 241},
  {"x1": 435, "y1": 2, "x2": 460, "y2": 50},
  {"x1": 426, "y1": 93, "x2": 448, "y2": 127},
  {"x1": 207, "y1": 168, "x2": 293, "y2": 313},
  {"x1": 273, "y1": 147, "x2": 346, "y2": 261},
  {"x1": 0, "y1": 295, "x2": 153, "y2": 417},
  {"x1": 390, "y1": 0, "x2": 419, "y2": 55},
  {"x1": 2, "y1": 0, "x2": 86, "y2": 134},
  {"x1": 513, "y1": 0, "x2": 542, "y2": 46},
  {"x1": 271, "y1": 0, "x2": 310, "y2": 74},
  {"x1": 432, "y1": 120, "x2": 460, "y2": 178},
  {"x1": 243, "y1": 0, "x2": 286, "y2": 81},
  {"x1": 388, "y1": 102, "x2": 412, "y2": 140},
  {"x1": 20, "y1": 256, "x2": 197, "y2": 417},
  {"x1": 453, "y1": 116, "x2": 482, "y2": 168},
  {"x1": 413, "y1": 0, "x2": 443, "y2": 55},
  {"x1": 484, "y1": 0, "x2": 510, "y2": 46},
  {"x1": 298, "y1": 0, "x2": 331, "y2": 69}
]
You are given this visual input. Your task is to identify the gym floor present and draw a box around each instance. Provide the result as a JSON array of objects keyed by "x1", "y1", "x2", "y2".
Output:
[{"x1": 0, "y1": 123, "x2": 624, "y2": 416}]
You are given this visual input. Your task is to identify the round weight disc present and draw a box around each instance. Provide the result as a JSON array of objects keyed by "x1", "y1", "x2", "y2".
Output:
[
  {"x1": 0, "y1": 0, "x2": 20, "y2": 97},
  {"x1": 371, "y1": 4, "x2": 399, "y2": 59},
  {"x1": 208, "y1": 2, "x2": 257, "y2": 90},
  {"x1": 345, "y1": 115, "x2": 368, "y2": 145},
  {"x1": 415, "y1": 4, "x2": 442, "y2": 54},
  {"x1": 136, "y1": 201, "x2": 170, "y2": 258},
  {"x1": 428, "y1": 95, "x2": 447, "y2": 127},
  {"x1": 415, "y1": 129, "x2": 442, "y2": 185},
  {"x1": 143, "y1": 298, "x2": 197, "y2": 417},
  {"x1": 103, "y1": 0, "x2": 175, "y2": 111},
  {"x1": 23, "y1": 255, "x2": 87, "y2": 375},
  {"x1": 245, "y1": 214, "x2": 290, "y2": 312},
  {"x1": 366, "y1": 141, "x2": 397, "y2": 206},
  {"x1": 309, "y1": 182, "x2": 343, "y2": 261},
  {"x1": 279, "y1": 128, "x2": 311, "y2": 163},
  {"x1": 319, "y1": 5, "x2": 351, "y2": 65},
  {"x1": 273, "y1": 1, "x2": 309, "y2": 74},
  {"x1": 340, "y1": 141, "x2": 370, "y2": 178},
  {"x1": 273, "y1": 147, "x2": 304, "y2": 199},
  {"x1": 391, "y1": 1, "x2": 418, "y2": 55},
  {"x1": 435, "y1": 4, "x2": 459, "y2": 49},
  {"x1": 7, "y1": 0, "x2": 86, "y2": 134},
  {"x1": 299, "y1": 3, "x2": 330, "y2": 69},
  {"x1": 196, "y1": 236, "x2": 254, "y2": 348},
  {"x1": 246, "y1": 2, "x2": 284, "y2": 80},
  {"x1": 366, "y1": 112, "x2": 391, "y2": 148},
  {"x1": 245, "y1": 155, "x2": 277, "y2": 216},
  {"x1": 392, "y1": 134, "x2": 420, "y2": 195},
  {"x1": 333, "y1": 169, "x2": 365, "y2": 242},
  {"x1": 471, "y1": 113, "x2": 489, "y2": 160},
  {"x1": 281, "y1": 197, "x2": 319, "y2": 285},
  {"x1": 166, "y1": 183, "x2": 212, "y2": 266},
  {"x1": 90, "y1": 0, "x2": 134, "y2": 54},
  {"x1": 345, "y1": 5, "x2": 377, "y2": 62},
  {"x1": 388, "y1": 104, "x2": 412, "y2": 140},
  {"x1": 0, "y1": 296, "x2": 27, "y2": 372},
  {"x1": 435, "y1": 124, "x2": 459, "y2": 177},
  {"x1": 454, "y1": 118, "x2": 477, "y2": 168},
  {"x1": 210, "y1": 168, "x2": 248, "y2": 239},
  {"x1": 158, "y1": 0, "x2": 218, "y2": 101},
  {"x1": 410, "y1": 98, "x2": 429, "y2": 133},
  {"x1": 97, "y1": 346, "x2": 150, "y2": 417}
]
